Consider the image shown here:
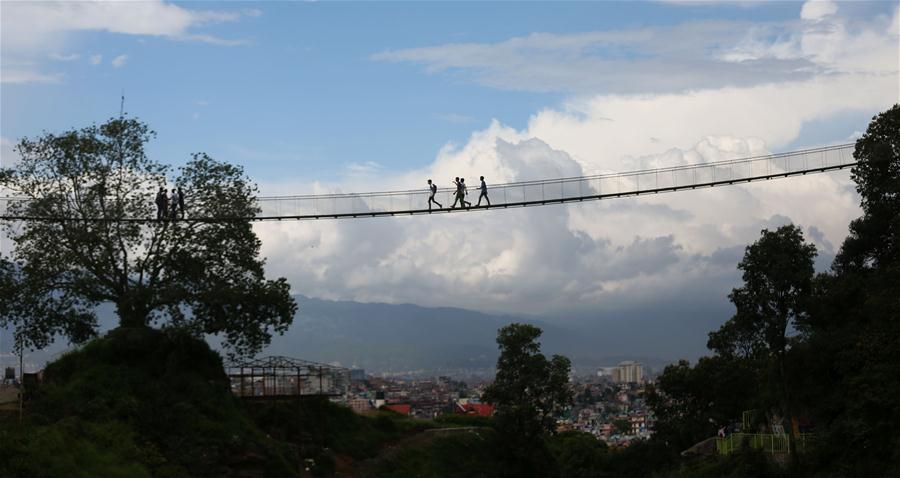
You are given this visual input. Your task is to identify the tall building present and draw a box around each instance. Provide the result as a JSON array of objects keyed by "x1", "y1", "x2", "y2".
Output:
[{"x1": 611, "y1": 361, "x2": 643, "y2": 384}]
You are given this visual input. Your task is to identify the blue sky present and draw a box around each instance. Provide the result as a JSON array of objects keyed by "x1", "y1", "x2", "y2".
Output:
[
  {"x1": 4, "y1": 1, "x2": 893, "y2": 183},
  {"x1": 2, "y1": 1, "x2": 898, "y2": 362}
]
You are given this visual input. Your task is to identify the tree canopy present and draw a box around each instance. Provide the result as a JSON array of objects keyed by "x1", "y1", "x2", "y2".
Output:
[
  {"x1": 483, "y1": 323, "x2": 573, "y2": 477},
  {"x1": 0, "y1": 117, "x2": 296, "y2": 357}
]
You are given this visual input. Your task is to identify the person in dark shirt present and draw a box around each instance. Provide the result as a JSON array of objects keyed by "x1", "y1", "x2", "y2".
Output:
[
  {"x1": 155, "y1": 187, "x2": 167, "y2": 220},
  {"x1": 476, "y1": 176, "x2": 490, "y2": 206},
  {"x1": 450, "y1": 177, "x2": 464, "y2": 209}
]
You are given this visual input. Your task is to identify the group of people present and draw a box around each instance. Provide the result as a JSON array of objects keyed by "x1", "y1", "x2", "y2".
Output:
[
  {"x1": 427, "y1": 176, "x2": 490, "y2": 211},
  {"x1": 155, "y1": 187, "x2": 185, "y2": 220}
]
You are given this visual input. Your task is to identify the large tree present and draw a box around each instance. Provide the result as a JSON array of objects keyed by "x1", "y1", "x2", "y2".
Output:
[
  {"x1": 483, "y1": 323, "x2": 573, "y2": 477},
  {"x1": 707, "y1": 224, "x2": 816, "y2": 459},
  {"x1": 802, "y1": 105, "x2": 900, "y2": 475},
  {"x1": 0, "y1": 117, "x2": 296, "y2": 357}
]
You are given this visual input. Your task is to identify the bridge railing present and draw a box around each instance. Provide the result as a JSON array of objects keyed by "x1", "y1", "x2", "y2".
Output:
[
  {"x1": 254, "y1": 143, "x2": 854, "y2": 219},
  {"x1": 716, "y1": 433, "x2": 816, "y2": 455},
  {"x1": 1, "y1": 143, "x2": 855, "y2": 221}
]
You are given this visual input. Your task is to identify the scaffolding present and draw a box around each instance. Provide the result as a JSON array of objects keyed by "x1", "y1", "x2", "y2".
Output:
[{"x1": 225, "y1": 356, "x2": 351, "y2": 399}]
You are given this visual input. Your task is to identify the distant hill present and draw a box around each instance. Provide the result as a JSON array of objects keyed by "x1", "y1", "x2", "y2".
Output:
[
  {"x1": 260, "y1": 295, "x2": 684, "y2": 375},
  {"x1": 9, "y1": 294, "x2": 722, "y2": 375}
]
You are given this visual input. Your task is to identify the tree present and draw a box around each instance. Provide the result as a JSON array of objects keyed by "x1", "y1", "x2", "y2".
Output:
[
  {"x1": 646, "y1": 355, "x2": 757, "y2": 455},
  {"x1": 801, "y1": 105, "x2": 900, "y2": 475},
  {"x1": 483, "y1": 323, "x2": 573, "y2": 477},
  {"x1": 835, "y1": 104, "x2": 900, "y2": 272},
  {"x1": 707, "y1": 224, "x2": 816, "y2": 459},
  {"x1": 0, "y1": 118, "x2": 296, "y2": 357}
]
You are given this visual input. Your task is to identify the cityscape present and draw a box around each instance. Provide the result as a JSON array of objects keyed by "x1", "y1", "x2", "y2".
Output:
[{"x1": 1, "y1": 1, "x2": 897, "y2": 477}]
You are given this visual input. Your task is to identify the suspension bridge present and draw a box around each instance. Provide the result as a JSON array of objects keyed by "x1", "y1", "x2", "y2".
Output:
[{"x1": 0, "y1": 143, "x2": 856, "y2": 222}]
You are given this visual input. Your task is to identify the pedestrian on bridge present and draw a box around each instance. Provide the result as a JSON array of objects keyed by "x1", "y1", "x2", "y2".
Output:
[
  {"x1": 169, "y1": 189, "x2": 179, "y2": 219},
  {"x1": 460, "y1": 178, "x2": 472, "y2": 208},
  {"x1": 476, "y1": 176, "x2": 490, "y2": 207},
  {"x1": 427, "y1": 179, "x2": 442, "y2": 211},
  {"x1": 155, "y1": 187, "x2": 167, "y2": 220},
  {"x1": 450, "y1": 177, "x2": 464, "y2": 209},
  {"x1": 176, "y1": 187, "x2": 186, "y2": 218}
]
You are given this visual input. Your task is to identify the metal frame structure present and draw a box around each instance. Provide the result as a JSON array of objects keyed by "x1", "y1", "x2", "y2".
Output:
[
  {"x1": 1, "y1": 143, "x2": 856, "y2": 223},
  {"x1": 225, "y1": 355, "x2": 351, "y2": 399}
]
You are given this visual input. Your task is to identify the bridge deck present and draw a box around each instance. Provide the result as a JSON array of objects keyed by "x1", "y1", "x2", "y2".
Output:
[{"x1": 0, "y1": 144, "x2": 855, "y2": 222}]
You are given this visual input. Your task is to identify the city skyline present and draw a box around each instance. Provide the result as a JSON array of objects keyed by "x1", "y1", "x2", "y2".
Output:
[{"x1": 2, "y1": 1, "x2": 898, "y2": 362}]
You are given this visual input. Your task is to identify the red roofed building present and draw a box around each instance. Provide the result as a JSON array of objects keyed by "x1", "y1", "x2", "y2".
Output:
[
  {"x1": 456, "y1": 402, "x2": 495, "y2": 417},
  {"x1": 382, "y1": 404, "x2": 412, "y2": 415}
]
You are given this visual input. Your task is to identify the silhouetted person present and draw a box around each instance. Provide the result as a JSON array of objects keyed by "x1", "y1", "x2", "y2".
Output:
[
  {"x1": 177, "y1": 187, "x2": 186, "y2": 218},
  {"x1": 460, "y1": 178, "x2": 471, "y2": 208},
  {"x1": 450, "y1": 177, "x2": 464, "y2": 209},
  {"x1": 476, "y1": 176, "x2": 490, "y2": 206},
  {"x1": 169, "y1": 188, "x2": 178, "y2": 219},
  {"x1": 427, "y1": 179, "x2": 441, "y2": 211},
  {"x1": 155, "y1": 187, "x2": 167, "y2": 220}
]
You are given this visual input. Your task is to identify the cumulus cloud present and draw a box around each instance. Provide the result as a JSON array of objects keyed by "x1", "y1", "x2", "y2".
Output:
[
  {"x1": 89, "y1": 54, "x2": 103, "y2": 65},
  {"x1": 800, "y1": 0, "x2": 838, "y2": 21},
  {"x1": 252, "y1": 2, "x2": 896, "y2": 317}
]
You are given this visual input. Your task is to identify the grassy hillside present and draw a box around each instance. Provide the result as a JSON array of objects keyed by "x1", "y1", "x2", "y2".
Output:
[{"x1": 0, "y1": 327, "x2": 296, "y2": 478}]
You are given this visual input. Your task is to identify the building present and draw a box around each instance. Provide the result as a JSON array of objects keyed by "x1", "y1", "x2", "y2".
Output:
[
  {"x1": 455, "y1": 401, "x2": 495, "y2": 417},
  {"x1": 611, "y1": 361, "x2": 643, "y2": 384}
]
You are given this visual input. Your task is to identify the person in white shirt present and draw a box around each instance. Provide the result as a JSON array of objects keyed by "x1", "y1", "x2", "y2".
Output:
[{"x1": 427, "y1": 179, "x2": 442, "y2": 211}]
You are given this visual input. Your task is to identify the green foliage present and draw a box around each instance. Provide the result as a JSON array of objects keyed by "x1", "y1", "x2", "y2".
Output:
[
  {"x1": 662, "y1": 448, "x2": 788, "y2": 478},
  {"x1": 798, "y1": 105, "x2": 900, "y2": 476},
  {"x1": 708, "y1": 224, "x2": 817, "y2": 360},
  {"x1": 434, "y1": 413, "x2": 494, "y2": 428},
  {"x1": 247, "y1": 398, "x2": 434, "y2": 461},
  {"x1": 483, "y1": 323, "x2": 573, "y2": 477},
  {"x1": 0, "y1": 418, "x2": 155, "y2": 478},
  {"x1": 547, "y1": 431, "x2": 609, "y2": 478},
  {"x1": 9, "y1": 327, "x2": 298, "y2": 478},
  {"x1": 1, "y1": 117, "x2": 296, "y2": 357},
  {"x1": 369, "y1": 428, "x2": 501, "y2": 478}
]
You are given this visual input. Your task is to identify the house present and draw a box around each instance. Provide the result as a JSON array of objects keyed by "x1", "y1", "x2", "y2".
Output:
[
  {"x1": 455, "y1": 402, "x2": 495, "y2": 417},
  {"x1": 382, "y1": 403, "x2": 412, "y2": 415}
]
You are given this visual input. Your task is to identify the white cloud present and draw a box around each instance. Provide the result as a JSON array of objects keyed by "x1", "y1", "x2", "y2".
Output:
[
  {"x1": 800, "y1": 0, "x2": 838, "y2": 22},
  {"x1": 373, "y1": 6, "x2": 898, "y2": 95},
  {"x1": 111, "y1": 54, "x2": 128, "y2": 68},
  {"x1": 89, "y1": 54, "x2": 103, "y2": 65},
  {"x1": 0, "y1": 1, "x2": 252, "y2": 83},
  {"x1": 0, "y1": 65, "x2": 64, "y2": 84},
  {"x1": 344, "y1": 161, "x2": 384, "y2": 177},
  {"x1": 253, "y1": 4, "x2": 896, "y2": 315},
  {"x1": 49, "y1": 53, "x2": 80, "y2": 61}
]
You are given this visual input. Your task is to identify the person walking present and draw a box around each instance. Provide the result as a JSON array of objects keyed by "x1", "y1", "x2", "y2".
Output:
[
  {"x1": 460, "y1": 178, "x2": 472, "y2": 208},
  {"x1": 176, "y1": 187, "x2": 186, "y2": 218},
  {"x1": 476, "y1": 176, "x2": 490, "y2": 206},
  {"x1": 450, "y1": 177, "x2": 464, "y2": 209},
  {"x1": 155, "y1": 187, "x2": 167, "y2": 219},
  {"x1": 169, "y1": 188, "x2": 179, "y2": 219},
  {"x1": 427, "y1": 179, "x2": 442, "y2": 211}
]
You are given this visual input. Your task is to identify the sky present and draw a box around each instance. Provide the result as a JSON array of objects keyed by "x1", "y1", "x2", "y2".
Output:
[{"x1": 2, "y1": 1, "x2": 899, "y2": 360}]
